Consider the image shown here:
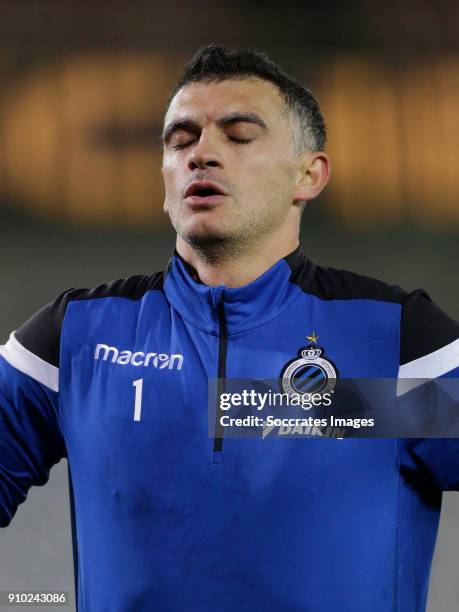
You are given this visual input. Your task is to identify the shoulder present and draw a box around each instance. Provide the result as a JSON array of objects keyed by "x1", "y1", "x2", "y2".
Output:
[
  {"x1": 293, "y1": 259, "x2": 407, "y2": 303},
  {"x1": 13, "y1": 271, "x2": 165, "y2": 368},
  {"x1": 399, "y1": 288, "x2": 459, "y2": 370},
  {"x1": 295, "y1": 259, "x2": 459, "y2": 370},
  {"x1": 64, "y1": 271, "x2": 165, "y2": 304}
]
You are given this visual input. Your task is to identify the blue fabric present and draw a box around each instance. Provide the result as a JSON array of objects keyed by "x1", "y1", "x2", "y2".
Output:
[
  {"x1": 0, "y1": 357, "x2": 64, "y2": 526},
  {"x1": 1, "y1": 253, "x2": 458, "y2": 611}
]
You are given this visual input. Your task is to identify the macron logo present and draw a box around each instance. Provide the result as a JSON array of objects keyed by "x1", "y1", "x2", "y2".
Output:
[{"x1": 94, "y1": 343, "x2": 183, "y2": 370}]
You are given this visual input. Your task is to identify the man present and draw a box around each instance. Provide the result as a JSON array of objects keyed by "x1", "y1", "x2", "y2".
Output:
[{"x1": 0, "y1": 44, "x2": 458, "y2": 611}]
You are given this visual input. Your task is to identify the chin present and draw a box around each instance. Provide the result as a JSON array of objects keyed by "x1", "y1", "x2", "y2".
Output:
[
  {"x1": 180, "y1": 218, "x2": 229, "y2": 243},
  {"x1": 184, "y1": 230, "x2": 229, "y2": 249},
  {"x1": 179, "y1": 224, "x2": 233, "y2": 254}
]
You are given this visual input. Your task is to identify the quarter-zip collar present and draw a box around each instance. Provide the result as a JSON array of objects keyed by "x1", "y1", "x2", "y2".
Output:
[{"x1": 163, "y1": 246, "x2": 310, "y2": 336}]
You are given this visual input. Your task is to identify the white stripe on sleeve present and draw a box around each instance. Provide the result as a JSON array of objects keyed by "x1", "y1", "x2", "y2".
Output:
[
  {"x1": 0, "y1": 331, "x2": 59, "y2": 392},
  {"x1": 397, "y1": 337, "x2": 459, "y2": 396}
]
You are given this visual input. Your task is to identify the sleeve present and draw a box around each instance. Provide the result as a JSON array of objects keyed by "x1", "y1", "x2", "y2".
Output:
[
  {"x1": 0, "y1": 290, "x2": 72, "y2": 526},
  {"x1": 397, "y1": 289, "x2": 459, "y2": 492}
]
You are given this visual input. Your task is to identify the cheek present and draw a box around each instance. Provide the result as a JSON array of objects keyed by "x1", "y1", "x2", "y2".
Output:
[
  {"x1": 161, "y1": 164, "x2": 179, "y2": 196},
  {"x1": 237, "y1": 155, "x2": 272, "y2": 184},
  {"x1": 241, "y1": 156, "x2": 295, "y2": 197}
]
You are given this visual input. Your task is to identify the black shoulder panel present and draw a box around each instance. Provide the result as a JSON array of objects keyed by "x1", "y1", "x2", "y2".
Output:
[
  {"x1": 400, "y1": 289, "x2": 459, "y2": 365},
  {"x1": 288, "y1": 253, "x2": 458, "y2": 364},
  {"x1": 289, "y1": 255, "x2": 407, "y2": 304},
  {"x1": 15, "y1": 272, "x2": 164, "y2": 368}
]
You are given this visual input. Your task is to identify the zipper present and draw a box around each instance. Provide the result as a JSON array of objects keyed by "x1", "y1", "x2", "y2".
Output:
[{"x1": 213, "y1": 293, "x2": 227, "y2": 461}]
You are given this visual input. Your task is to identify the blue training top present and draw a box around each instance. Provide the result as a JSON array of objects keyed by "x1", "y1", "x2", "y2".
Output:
[{"x1": 0, "y1": 247, "x2": 458, "y2": 611}]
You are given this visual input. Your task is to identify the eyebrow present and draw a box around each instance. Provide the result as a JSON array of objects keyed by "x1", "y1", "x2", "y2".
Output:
[{"x1": 162, "y1": 112, "x2": 268, "y2": 144}]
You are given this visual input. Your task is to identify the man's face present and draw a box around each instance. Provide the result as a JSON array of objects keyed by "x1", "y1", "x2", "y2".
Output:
[{"x1": 162, "y1": 77, "x2": 302, "y2": 249}]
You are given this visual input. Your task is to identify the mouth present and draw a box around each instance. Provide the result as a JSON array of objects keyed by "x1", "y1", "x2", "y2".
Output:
[{"x1": 184, "y1": 181, "x2": 228, "y2": 206}]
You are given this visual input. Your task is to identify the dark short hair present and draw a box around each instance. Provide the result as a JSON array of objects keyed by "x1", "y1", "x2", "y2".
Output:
[{"x1": 168, "y1": 44, "x2": 326, "y2": 153}]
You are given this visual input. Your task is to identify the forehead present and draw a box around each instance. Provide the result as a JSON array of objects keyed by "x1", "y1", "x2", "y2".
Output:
[{"x1": 164, "y1": 78, "x2": 286, "y2": 125}]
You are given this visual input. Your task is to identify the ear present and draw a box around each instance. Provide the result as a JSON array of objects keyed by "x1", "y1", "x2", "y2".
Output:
[{"x1": 292, "y1": 151, "x2": 331, "y2": 204}]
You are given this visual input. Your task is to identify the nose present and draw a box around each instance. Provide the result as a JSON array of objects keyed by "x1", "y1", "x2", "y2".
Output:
[{"x1": 187, "y1": 130, "x2": 223, "y2": 171}]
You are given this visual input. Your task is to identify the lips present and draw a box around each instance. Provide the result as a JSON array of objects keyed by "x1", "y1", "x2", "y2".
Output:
[{"x1": 184, "y1": 181, "x2": 227, "y2": 199}]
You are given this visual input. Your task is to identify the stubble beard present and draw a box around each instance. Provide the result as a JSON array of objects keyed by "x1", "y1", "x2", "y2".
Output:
[
  {"x1": 180, "y1": 226, "x2": 244, "y2": 264},
  {"x1": 169, "y1": 193, "x2": 286, "y2": 265},
  {"x1": 175, "y1": 209, "x2": 261, "y2": 265}
]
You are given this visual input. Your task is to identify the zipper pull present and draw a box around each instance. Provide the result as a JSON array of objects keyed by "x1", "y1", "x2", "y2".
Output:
[{"x1": 211, "y1": 286, "x2": 224, "y2": 309}]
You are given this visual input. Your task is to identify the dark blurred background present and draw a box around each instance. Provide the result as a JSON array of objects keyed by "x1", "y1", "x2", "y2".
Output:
[{"x1": 0, "y1": 1, "x2": 458, "y2": 610}]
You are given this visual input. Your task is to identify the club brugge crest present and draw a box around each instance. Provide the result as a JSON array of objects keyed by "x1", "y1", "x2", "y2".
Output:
[{"x1": 280, "y1": 334, "x2": 338, "y2": 396}]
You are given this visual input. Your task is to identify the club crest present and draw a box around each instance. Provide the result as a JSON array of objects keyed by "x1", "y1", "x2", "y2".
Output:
[{"x1": 280, "y1": 333, "x2": 338, "y2": 397}]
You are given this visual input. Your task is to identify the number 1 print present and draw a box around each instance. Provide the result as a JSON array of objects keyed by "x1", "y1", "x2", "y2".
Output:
[{"x1": 132, "y1": 378, "x2": 143, "y2": 421}]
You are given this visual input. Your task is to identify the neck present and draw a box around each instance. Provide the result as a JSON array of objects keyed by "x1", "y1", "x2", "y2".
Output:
[{"x1": 175, "y1": 231, "x2": 299, "y2": 288}]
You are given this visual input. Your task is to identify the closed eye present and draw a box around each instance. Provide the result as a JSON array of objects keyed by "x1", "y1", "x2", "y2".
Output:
[
  {"x1": 172, "y1": 136, "x2": 252, "y2": 149},
  {"x1": 228, "y1": 136, "x2": 253, "y2": 144},
  {"x1": 171, "y1": 139, "x2": 195, "y2": 150}
]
